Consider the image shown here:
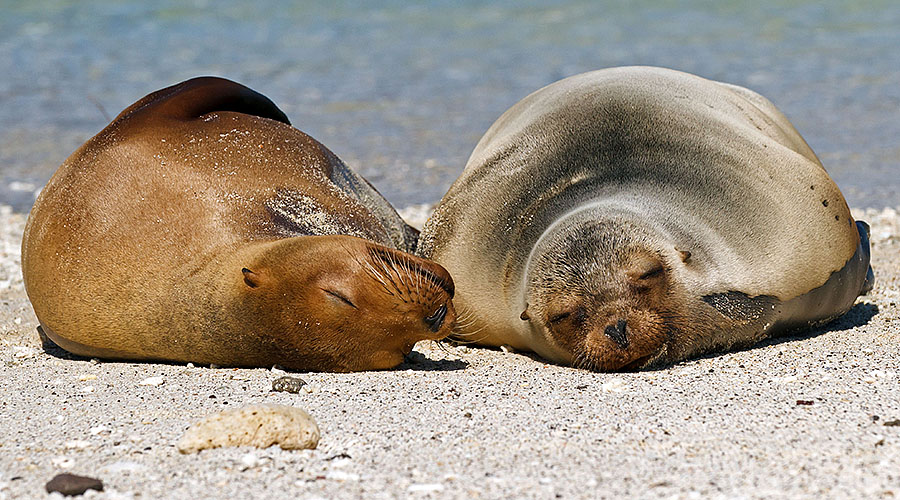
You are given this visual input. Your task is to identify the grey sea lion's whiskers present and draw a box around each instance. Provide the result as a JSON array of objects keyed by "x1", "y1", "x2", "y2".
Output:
[
  {"x1": 572, "y1": 350, "x2": 597, "y2": 371},
  {"x1": 450, "y1": 323, "x2": 489, "y2": 344},
  {"x1": 449, "y1": 304, "x2": 477, "y2": 330}
]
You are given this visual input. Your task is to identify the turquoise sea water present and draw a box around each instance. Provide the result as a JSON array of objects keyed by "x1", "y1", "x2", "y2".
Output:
[{"x1": 1, "y1": 0, "x2": 898, "y2": 210}]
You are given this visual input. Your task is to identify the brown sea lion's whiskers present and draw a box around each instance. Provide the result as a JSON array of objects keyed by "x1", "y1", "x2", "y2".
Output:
[
  {"x1": 431, "y1": 339, "x2": 456, "y2": 355},
  {"x1": 365, "y1": 245, "x2": 453, "y2": 308},
  {"x1": 340, "y1": 241, "x2": 398, "y2": 298},
  {"x1": 363, "y1": 260, "x2": 396, "y2": 296}
]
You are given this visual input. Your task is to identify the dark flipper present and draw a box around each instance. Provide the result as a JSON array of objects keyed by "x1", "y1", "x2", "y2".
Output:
[
  {"x1": 770, "y1": 219, "x2": 874, "y2": 333},
  {"x1": 856, "y1": 220, "x2": 875, "y2": 295},
  {"x1": 111, "y1": 76, "x2": 290, "y2": 126},
  {"x1": 701, "y1": 291, "x2": 777, "y2": 325},
  {"x1": 703, "y1": 219, "x2": 874, "y2": 340}
]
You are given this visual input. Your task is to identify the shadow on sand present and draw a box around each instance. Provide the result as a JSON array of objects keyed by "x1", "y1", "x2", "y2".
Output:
[
  {"x1": 39, "y1": 327, "x2": 469, "y2": 372},
  {"x1": 627, "y1": 301, "x2": 878, "y2": 372},
  {"x1": 399, "y1": 348, "x2": 469, "y2": 372},
  {"x1": 757, "y1": 301, "x2": 880, "y2": 349}
]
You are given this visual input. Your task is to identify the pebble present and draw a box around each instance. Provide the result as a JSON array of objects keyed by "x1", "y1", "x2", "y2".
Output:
[
  {"x1": 78, "y1": 374, "x2": 97, "y2": 381},
  {"x1": 176, "y1": 404, "x2": 320, "y2": 453},
  {"x1": 272, "y1": 376, "x2": 307, "y2": 393},
  {"x1": 45, "y1": 473, "x2": 104, "y2": 496},
  {"x1": 240, "y1": 452, "x2": 263, "y2": 469},
  {"x1": 138, "y1": 376, "x2": 164, "y2": 387}
]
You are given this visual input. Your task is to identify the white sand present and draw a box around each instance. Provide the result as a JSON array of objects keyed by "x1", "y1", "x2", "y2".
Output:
[{"x1": 0, "y1": 205, "x2": 898, "y2": 499}]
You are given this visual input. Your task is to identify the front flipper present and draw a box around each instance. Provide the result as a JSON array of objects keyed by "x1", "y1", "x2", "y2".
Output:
[
  {"x1": 112, "y1": 76, "x2": 291, "y2": 126},
  {"x1": 701, "y1": 291, "x2": 778, "y2": 326},
  {"x1": 760, "y1": 219, "x2": 874, "y2": 335}
]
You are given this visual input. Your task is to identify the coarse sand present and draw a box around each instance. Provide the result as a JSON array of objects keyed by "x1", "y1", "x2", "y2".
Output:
[{"x1": 0, "y1": 204, "x2": 898, "y2": 499}]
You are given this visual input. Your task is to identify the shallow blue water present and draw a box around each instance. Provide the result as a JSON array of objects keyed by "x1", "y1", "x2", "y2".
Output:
[{"x1": 2, "y1": 0, "x2": 898, "y2": 211}]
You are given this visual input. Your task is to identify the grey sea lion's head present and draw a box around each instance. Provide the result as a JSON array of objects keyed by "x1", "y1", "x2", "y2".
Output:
[{"x1": 522, "y1": 218, "x2": 690, "y2": 371}]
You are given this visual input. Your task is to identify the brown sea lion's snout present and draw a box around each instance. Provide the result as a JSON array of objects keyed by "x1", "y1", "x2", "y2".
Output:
[
  {"x1": 242, "y1": 235, "x2": 456, "y2": 371},
  {"x1": 363, "y1": 243, "x2": 456, "y2": 340}
]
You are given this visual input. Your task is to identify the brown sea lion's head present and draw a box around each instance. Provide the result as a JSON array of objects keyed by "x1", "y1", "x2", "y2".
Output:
[
  {"x1": 238, "y1": 235, "x2": 455, "y2": 371},
  {"x1": 523, "y1": 220, "x2": 688, "y2": 372}
]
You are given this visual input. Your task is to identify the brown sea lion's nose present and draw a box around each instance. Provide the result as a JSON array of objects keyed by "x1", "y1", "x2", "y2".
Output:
[
  {"x1": 604, "y1": 319, "x2": 628, "y2": 348},
  {"x1": 424, "y1": 303, "x2": 448, "y2": 332}
]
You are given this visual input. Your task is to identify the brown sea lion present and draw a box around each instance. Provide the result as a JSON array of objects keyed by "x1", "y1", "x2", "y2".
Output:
[
  {"x1": 418, "y1": 66, "x2": 873, "y2": 371},
  {"x1": 22, "y1": 77, "x2": 455, "y2": 372}
]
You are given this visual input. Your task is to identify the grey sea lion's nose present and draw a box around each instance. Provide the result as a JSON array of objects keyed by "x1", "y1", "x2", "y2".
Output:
[
  {"x1": 424, "y1": 303, "x2": 448, "y2": 332},
  {"x1": 605, "y1": 319, "x2": 628, "y2": 348}
]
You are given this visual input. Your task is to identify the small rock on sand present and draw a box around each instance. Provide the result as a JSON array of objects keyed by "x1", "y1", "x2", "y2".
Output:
[
  {"x1": 176, "y1": 404, "x2": 320, "y2": 454},
  {"x1": 272, "y1": 376, "x2": 307, "y2": 393},
  {"x1": 45, "y1": 473, "x2": 103, "y2": 496}
]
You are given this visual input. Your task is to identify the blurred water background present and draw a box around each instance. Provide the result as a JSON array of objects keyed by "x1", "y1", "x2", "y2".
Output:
[{"x1": 1, "y1": 0, "x2": 898, "y2": 212}]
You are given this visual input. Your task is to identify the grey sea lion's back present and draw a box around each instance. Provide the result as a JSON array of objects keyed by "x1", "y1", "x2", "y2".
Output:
[{"x1": 420, "y1": 66, "x2": 872, "y2": 370}]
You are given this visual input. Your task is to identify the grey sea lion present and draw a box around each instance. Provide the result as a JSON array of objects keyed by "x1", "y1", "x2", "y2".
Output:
[
  {"x1": 22, "y1": 77, "x2": 455, "y2": 372},
  {"x1": 418, "y1": 66, "x2": 872, "y2": 371}
]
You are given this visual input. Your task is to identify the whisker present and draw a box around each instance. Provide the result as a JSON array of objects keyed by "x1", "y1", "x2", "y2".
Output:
[{"x1": 365, "y1": 263, "x2": 396, "y2": 296}]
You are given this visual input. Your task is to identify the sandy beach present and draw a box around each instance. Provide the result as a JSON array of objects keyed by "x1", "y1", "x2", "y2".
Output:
[
  {"x1": 0, "y1": 205, "x2": 897, "y2": 499},
  {"x1": 3, "y1": 2, "x2": 900, "y2": 497}
]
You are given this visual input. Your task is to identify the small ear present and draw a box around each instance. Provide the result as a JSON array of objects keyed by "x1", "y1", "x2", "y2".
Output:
[
  {"x1": 520, "y1": 306, "x2": 530, "y2": 321},
  {"x1": 678, "y1": 249, "x2": 692, "y2": 263},
  {"x1": 242, "y1": 268, "x2": 262, "y2": 288}
]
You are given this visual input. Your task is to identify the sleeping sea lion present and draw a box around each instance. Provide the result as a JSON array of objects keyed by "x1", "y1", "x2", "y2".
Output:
[
  {"x1": 22, "y1": 77, "x2": 455, "y2": 372},
  {"x1": 418, "y1": 66, "x2": 872, "y2": 371}
]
